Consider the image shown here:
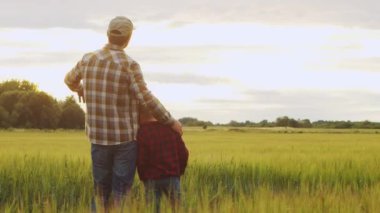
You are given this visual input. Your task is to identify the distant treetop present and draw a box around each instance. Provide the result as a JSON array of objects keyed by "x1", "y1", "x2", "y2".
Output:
[{"x1": 0, "y1": 80, "x2": 38, "y2": 95}]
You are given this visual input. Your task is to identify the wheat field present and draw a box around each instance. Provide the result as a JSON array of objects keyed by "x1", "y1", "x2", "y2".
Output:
[{"x1": 1, "y1": 128, "x2": 380, "y2": 212}]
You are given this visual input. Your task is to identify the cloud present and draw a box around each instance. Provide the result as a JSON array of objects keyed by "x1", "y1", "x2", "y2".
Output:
[
  {"x1": 244, "y1": 89, "x2": 380, "y2": 108},
  {"x1": 0, "y1": 52, "x2": 81, "y2": 67},
  {"x1": 144, "y1": 72, "x2": 233, "y2": 85},
  {"x1": 1, "y1": 0, "x2": 380, "y2": 29},
  {"x1": 334, "y1": 57, "x2": 380, "y2": 72},
  {"x1": 130, "y1": 46, "x2": 272, "y2": 65},
  {"x1": 130, "y1": 46, "x2": 216, "y2": 64},
  {"x1": 312, "y1": 57, "x2": 380, "y2": 73},
  {"x1": 196, "y1": 89, "x2": 380, "y2": 121}
]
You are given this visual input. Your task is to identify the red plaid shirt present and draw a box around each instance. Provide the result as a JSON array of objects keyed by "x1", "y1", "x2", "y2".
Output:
[{"x1": 137, "y1": 122, "x2": 189, "y2": 181}]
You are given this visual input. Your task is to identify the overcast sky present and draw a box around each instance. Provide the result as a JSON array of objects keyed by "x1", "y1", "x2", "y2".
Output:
[{"x1": 1, "y1": 0, "x2": 380, "y2": 123}]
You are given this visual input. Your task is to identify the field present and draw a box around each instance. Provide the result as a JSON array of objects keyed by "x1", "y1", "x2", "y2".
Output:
[{"x1": 1, "y1": 127, "x2": 380, "y2": 212}]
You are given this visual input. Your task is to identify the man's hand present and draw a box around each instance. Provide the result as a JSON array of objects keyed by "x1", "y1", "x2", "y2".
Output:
[
  {"x1": 171, "y1": 120, "x2": 183, "y2": 136},
  {"x1": 77, "y1": 88, "x2": 85, "y2": 103}
]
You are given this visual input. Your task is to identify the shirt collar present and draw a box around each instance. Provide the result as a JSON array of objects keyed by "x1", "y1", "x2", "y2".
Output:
[{"x1": 104, "y1": 43, "x2": 124, "y2": 51}]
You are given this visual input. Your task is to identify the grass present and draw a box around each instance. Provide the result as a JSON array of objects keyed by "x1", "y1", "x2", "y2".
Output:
[{"x1": 1, "y1": 127, "x2": 380, "y2": 212}]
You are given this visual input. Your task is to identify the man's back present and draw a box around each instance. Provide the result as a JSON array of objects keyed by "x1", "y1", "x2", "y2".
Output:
[{"x1": 67, "y1": 44, "x2": 139, "y2": 145}]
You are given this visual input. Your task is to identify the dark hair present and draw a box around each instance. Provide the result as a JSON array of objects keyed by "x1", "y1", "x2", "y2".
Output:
[{"x1": 108, "y1": 30, "x2": 130, "y2": 46}]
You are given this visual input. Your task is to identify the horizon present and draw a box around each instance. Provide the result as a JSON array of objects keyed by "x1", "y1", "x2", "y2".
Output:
[{"x1": 1, "y1": 0, "x2": 380, "y2": 123}]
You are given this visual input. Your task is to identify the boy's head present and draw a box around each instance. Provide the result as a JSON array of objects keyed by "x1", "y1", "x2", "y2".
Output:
[{"x1": 107, "y1": 16, "x2": 133, "y2": 48}]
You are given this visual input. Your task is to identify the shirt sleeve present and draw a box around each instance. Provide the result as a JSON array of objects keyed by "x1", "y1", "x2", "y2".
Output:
[
  {"x1": 128, "y1": 62, "x2": 175, "y2": 125},
  {"x1": 64, "y1": 60, "x2": 83, "y2": 92}
]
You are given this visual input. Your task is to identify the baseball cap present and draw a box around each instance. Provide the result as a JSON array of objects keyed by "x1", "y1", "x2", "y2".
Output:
[{"x1": 107, "y1": 16, "x2": 134, "y2": 37}]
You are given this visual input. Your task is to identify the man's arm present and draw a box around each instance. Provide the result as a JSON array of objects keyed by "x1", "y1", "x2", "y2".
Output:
[
  {"x1": 64, "y1": 61, "x2": 84, "y2": 102},
  {"x1": 128, "y1": 62, "x2": 182, "y2": 134}
]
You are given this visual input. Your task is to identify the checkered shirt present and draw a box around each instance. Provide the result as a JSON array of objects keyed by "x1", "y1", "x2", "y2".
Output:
[
  {"x1": 137, "y1": 122, "x2": 189, "y2": 181},
  {"x1": 64, "y1": 44, "x2": 174, "y2": 145}
]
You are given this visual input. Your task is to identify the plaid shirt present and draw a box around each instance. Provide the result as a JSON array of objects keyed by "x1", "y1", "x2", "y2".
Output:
[
  {"x1": 137, "y1": 122, "x2": 189, "y2": 181},
  {"x1": 65, "y1": 44, "x2": 174, "y2": 145}
]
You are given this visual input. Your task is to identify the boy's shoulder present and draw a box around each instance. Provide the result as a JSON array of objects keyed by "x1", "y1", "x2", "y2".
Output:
[{"x1": 138, "y1": 122, "x2": 182, "y2": 141}]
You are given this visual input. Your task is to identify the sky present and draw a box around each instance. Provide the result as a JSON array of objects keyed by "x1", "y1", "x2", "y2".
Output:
[{"x1": 1, "y1": 0, "x2": 380, "y2": 123}]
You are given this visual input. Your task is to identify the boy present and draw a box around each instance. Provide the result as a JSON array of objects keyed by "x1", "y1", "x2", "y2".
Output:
[{"x1": 137, "y1": 108, "x2": 189, "y2": 212}]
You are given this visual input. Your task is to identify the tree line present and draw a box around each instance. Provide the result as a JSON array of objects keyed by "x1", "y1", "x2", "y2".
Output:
[
  {"x1": 181, "y1": 116, "x2": 380, "y2": 129},
  {"x1": 0, "y1": 80, "x2": 84, "y2": 129},
  {"x1": 2, "y1": 80, "x2": 380, "y2": 129}
]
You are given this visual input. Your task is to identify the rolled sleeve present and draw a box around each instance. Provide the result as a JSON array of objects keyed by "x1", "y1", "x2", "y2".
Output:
[{"x1": 64, "y1": 61, "x2": 83, "y2": 92}]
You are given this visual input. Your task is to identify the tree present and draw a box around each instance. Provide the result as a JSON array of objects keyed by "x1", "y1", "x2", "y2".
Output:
[
  {"x1": 0, "y1": 90, "x2": 29, "y2": 127},
  {"x1": 229, "y1": 120, "x2": 241, "y2": 127},
  {"x1": 0, "y1": 91, "x2": 24, "y2": 118},
  {"x1": 0, "y1": 106, "x2": 10, "y2": 128},
  {"x1": 0, "y1": 80, "x2": 63, "y2": 129},
  {"x1": 59, "y1": 96, "x2": 85, "y2": 129},
  {"x1": 335, "y1": 120, "x2": 353, "y2": 129},
  {"x1": 259, "y1": 120, "x2": 269, "y2": 127},
  {"x1": 14, "y1": 91, "x2": 61, "y2": 129},
  {"x1": 0, "y1": 80, "x2": 37, "y2": 95},
  {"x1": 299, "y1": 119, "x2": 312, "y2": 128},
  {"x1": 288, "y1": 118, "x2": 299, "y2": 128},
  {"x1": 276, "y1": 116, "x2": 290, "y2": 127},
  {"x1": 179, "y1": 117, "x2": 213, "y2": 126}
]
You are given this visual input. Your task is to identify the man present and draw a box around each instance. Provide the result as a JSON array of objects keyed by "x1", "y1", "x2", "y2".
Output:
[{"x1": 64, "y1": 16, "x2": 182, "y2": 212}]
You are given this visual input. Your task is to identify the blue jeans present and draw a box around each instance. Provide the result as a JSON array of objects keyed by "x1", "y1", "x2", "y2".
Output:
[
  {"x1": 144, "y1": 177, "x2": 181, "y2": 213},
  {"x1": 91, "y1": 141, "x2": 137, "y2": 211}
]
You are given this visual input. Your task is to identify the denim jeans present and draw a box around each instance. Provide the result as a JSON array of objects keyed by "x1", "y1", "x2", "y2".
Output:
[
  {"x1": 144, "y1": 177, "x2": 181, "y2": 213},
  {"x1": 90, "y1": 141, "x2": 137, "y2": 211}
]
